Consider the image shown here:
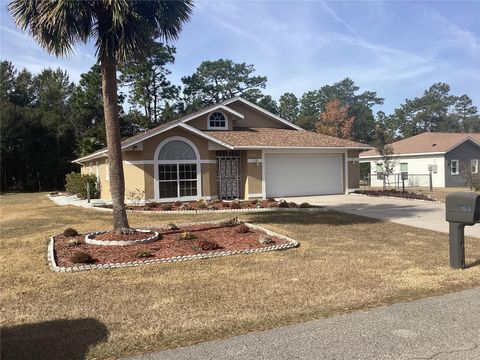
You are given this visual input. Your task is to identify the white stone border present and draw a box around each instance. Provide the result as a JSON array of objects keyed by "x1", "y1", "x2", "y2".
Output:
[
  {"x1": 84, "y1": 229, "x2": 160, "y2": 246},
  {"x1": 47, "y1": 221, "x2": 299, "y2": 273}
]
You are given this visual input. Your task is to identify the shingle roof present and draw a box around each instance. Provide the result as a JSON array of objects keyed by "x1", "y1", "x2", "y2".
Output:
[
  {"x1": 205, "y1": 128, "x2": 371, "y2": 148},
  {"x1": 360, "y1": 132, "x2": 480, "y2": 157}
]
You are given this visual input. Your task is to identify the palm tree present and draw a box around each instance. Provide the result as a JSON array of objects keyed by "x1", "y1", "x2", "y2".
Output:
[{"x1": 9, "y1": 0, "x2": 193, "y2": 233}]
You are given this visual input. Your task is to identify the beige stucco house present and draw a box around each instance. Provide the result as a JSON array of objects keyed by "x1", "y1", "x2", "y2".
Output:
[{"x1": 75, "y1": 97, "x2": 371, "y2": 202}]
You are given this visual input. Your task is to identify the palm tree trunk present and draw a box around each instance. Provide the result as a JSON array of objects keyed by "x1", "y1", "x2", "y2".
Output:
[{"x1": 101, "y1": 57, "x2": 131, "y2": 233}]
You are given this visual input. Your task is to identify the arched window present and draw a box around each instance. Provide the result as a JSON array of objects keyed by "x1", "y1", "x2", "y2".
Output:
[
  {"x1": 158, "y1": 140, "x2": 196, "y2": 160},
  {"x1": 208, "y1": 111, "x2": 227, "y2": 129},
  {"x1": 155, "y1": 138, "x2": 200, "y2": 200}
]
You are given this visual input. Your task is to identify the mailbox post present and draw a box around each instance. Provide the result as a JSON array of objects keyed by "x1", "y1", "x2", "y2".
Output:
[{"x1": 445, "y1": 193, "x2": 480, "y2": 269}]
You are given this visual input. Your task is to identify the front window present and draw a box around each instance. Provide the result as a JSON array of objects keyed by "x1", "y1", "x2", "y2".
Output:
[
  {"x1": 400, "y1": 163, "x2": 408, "y2": 173},
  {"x1": 208, "y1": 112, "x2": 227, "y2": 129},
  {"x1": 157, "y1": 139, "x2": 198, "y2": 199},
  {"x1": 450, "y1": 160, "x2": 459, "y2": 175},
  {"x1": 471, "y1": 159, "x2": 479, "y2": 174}
]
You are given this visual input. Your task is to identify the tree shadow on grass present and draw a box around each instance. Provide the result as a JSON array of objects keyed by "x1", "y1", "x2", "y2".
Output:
[
  {"x1": 247, "y1": 210, "x2": 383, "y2": 226},
  {"x1": 1, "y1": 318, "x2": 108, "y2": 360}
]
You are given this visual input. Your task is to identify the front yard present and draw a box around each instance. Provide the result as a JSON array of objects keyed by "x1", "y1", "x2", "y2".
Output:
[{"x1": 1, "y1": 193, "x2": 479, "y2": 359}]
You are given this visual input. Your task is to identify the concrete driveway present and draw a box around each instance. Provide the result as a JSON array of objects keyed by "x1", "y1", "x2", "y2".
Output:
[{"x1": 284, "y1": 194, "x2": 480, "y2": 239}]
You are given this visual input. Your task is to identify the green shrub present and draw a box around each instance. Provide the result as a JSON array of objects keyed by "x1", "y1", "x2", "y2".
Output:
[
  {"x1": 63, "y1": 227, "x2": 78, "y2": 237},
  {"x1": 136, "y1": 250, "x2": 152, "y2": 258},
  {"x1": 65, "y1": 172, "x2": 99, "y2": 199},
  {"x1": 179, "y1": 231, "x2": 196, "y2": 240},
  {"x1": 236, "y1": 223, "x2": 250, "y2": 233},
  {"x1": 70, "y1": 251, "x2": 95, "y2": 264},
  {"x1": 167, "y1": 223, "x2": 179, "y2": 230},
  {"x1": 162, "y1": 203, "x2": 173, "y2": 211},
  {"x1": 299, "y1": 202, "x2": 311, "y2": 208},
  {"x1": 194, "y1": 240, "x2": 221, "y2": 251}
]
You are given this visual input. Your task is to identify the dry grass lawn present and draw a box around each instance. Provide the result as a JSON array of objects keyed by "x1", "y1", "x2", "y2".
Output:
[
  {"x1": 1, "y1": 193, "x2": 479, "y2": 359},
  {"x1": 361, "y1": 185, "x2": 478, "y2": 202}
]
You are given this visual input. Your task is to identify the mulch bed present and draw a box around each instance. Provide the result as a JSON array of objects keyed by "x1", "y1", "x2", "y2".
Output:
[
  {"x1": 93, "y1": 231, "x2": 155, "y2": 241},
  {"x1": 355, "y1": 189, "x2": 436, "y2": 201},
  {"x1": 54, "y1": 223, "x2": 287, "y2": 267},
  {"x1": 97, "y1": 199, "x2": 315, "y2": 212}
]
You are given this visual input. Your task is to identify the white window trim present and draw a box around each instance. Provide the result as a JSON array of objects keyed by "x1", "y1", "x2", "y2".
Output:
[
  {"x1": 153, "y1": 136, "x2": 202, "y2": 200},
  {"x1": 450, "y1": 159, "x2": 459, "y2": 175},
  {"x1": 207, "y1": 111, "x2": 228, "y2": 130},
  {"x1": 472, "y1": 159, "x2": 479, "y2": 174}
]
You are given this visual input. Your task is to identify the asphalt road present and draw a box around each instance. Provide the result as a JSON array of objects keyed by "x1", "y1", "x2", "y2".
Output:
[{"x1": 125, "y1": 287, "x2": 480, "y2": 360}]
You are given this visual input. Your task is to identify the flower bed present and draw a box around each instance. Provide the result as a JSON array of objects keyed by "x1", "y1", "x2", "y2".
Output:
[
  {"x1": 355, "y1": 189, "x2": 436, "y2": 202},
  {"x1": 85, "y1": 229, "x2": 160, "y2": 246},
  {"x1": 50, "y1": 221, "x2": 298, "y2": 271},
  {"x1": 97, "y1": 199, "x2": 317, "y2": 212}
]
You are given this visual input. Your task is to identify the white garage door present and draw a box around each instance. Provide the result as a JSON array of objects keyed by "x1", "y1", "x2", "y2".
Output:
[{"x1": 265, "y1": 153, "x2": 343, "y2": 197}]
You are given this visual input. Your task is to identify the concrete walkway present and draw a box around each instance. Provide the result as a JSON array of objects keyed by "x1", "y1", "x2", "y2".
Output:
[
  {"x1": 284, "y1": 194, "x2": 480, "y2": 238},
  {"x1": 125, "y1": 287, "x2": 480, "y2": 360}
]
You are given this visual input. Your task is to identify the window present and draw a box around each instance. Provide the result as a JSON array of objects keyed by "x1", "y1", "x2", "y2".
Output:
[
  {"x1": 450, "y1": 160, "x2": 459, "y2": 175},
  {"x1": 208, "y1": 111, "x2": 227, "y2": 129},
  {"x1": 376, "y1": 163, "x2": 384, "y2": 180},
  {"x1": 400, "y1": 163, "x2": 408, "y2": 173},
  {"x1": 472, "y1": 159, "x2": 479, "y2": 174},
  {"x1": 156, "y1": 139, "x2": 199, "y2": 199}
]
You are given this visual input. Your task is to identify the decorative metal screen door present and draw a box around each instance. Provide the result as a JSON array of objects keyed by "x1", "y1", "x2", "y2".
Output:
[{"x1": 216, "y1": 151, "x2": 241, "y2": 199}]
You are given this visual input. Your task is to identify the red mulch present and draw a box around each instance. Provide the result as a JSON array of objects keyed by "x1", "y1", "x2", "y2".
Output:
[
  {"x1": 54, "y1": 223, "x2": 288, "y2": 267},
  {"x1": 98, "y1": 199, "x2": 313, "y2": 212},
  {"x1": 93, "y1": 231, "x2": 155, "y2": 241},
  {"x1": 355, "y1": 189, "x2": 435, "y2": 201}
]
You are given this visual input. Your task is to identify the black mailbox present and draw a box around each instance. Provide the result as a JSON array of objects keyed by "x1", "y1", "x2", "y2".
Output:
[
  {"x1": 446, "y1": 192, "x2": 480, "y2": 224},
  {"x1": 445, "y1": 193, "x2": 480, "y2": 269}
]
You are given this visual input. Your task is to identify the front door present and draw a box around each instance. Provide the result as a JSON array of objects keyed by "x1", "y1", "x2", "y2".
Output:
[{"x1": 217, "y1": 151, "x2": 241, "y2": 199}]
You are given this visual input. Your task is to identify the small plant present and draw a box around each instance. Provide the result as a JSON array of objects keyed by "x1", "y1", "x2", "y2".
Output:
[
  {"x1": 126, "y1": 188, "x2": 145, "y2": 207},
  {"x1": 67, "y1": 238, "x2": 82, "y2": 247},
  {"x1": 288, "y1": 202, "x2": 297, "y2": 208},
  {"x1": 180, "y1": 231, "x2": 196, "y2": 240},
  {"x1": 196, "y1": 199, "x2": 207, "y2": 209},
  {"x1": 236, "y1": 223, "x2": 250, "y2": 233},
  {"x1": 259, "y1": 234, "x2": 274, "y2": 245},
  {"x1": 162, "y1": 203, "x2": 173, "y2": 211},
  {"x1": 136, "y1": 250, "x2": 152, "y2": 258},
  {"x1": 299, "y1": 202, "x2": 311, "y2": 208},
  {"x1": 230, "y1": 201, "x2": 241, "y2": 209},
  {"x1": 278, "y1": 200, "x2": 289, "y2": 208},
  {"x1": 221, "y1": 217, "x2": 241, "y2": 227},
  {"x1": 194, "y1": 240, "x2": 221, "y2": 251},
  {"x1": 180, "y1": 202, "x2": 191, "y2": 210},
  {"x1": 70, "y1": 251, "x2": 95, "y2": 264},
  {"x1": 63, "y1": 227, "x2": 78, "y2": 237},
  {"x1": 167, "y1": 223, "x2": 179, "y2": 230}
]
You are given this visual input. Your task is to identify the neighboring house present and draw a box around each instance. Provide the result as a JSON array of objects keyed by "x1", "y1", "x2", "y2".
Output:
[
  {"x1": 75, "y1": 97, "x2": 371, "y2": 202},
  {"x1": 359, "y1": 132, "x2": 480, "y2": 188}
]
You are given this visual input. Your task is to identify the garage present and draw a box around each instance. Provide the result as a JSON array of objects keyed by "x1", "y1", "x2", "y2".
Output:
[{"x1": 265, "y1": 153, "x2": 344, "y2": 197}]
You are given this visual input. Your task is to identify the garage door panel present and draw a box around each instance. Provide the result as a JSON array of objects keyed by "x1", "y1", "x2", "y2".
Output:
[{"x1": 265, "y1": 153, "x2": 343, "y2": 197}]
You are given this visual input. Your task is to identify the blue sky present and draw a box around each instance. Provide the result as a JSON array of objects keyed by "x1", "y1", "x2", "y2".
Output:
[{"x1": 1, "y1": 1, "x2": 479, "y2": 114}]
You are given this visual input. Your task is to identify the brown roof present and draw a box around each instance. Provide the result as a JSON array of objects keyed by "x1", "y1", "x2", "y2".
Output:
[
  {"x1": 205, "y1": 128, "x2": 371, "y2": 148},
  {"x1": 360, "y1": 132, "x2": 480, "y2": 157}
]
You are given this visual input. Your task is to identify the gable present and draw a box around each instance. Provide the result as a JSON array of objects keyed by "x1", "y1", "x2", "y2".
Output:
[{"x1": 225, "y1": 100, "x2": 294, "y2": 129}]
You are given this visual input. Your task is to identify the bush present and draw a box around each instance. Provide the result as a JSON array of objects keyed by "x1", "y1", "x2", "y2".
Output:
[
  {"x1": 65, "y1": 172, "x2": 99, "y2": 199},
  {"x1": 136, "y1": 250, "x2": 152, "y2": 258},
  {"x1": 278, "y1": 200, "x2": 289, "y2": 208},
  {"x1": 221, "y1": 217, "x2": 241, "y2": 227},
  {"x1": 67, "y1": 238, "x2": 82, "y2": 247},
  {"x1": 167, "y1": 223, "x2": 179, "y2": 230},
  {"x1": 179, "y1": 231, "x2": 196, "y2": 240},
  {"x1": 236, "y1": 223, "x2": 250, "y2": 233},
  {"x1": 162, "y1": 203, "x2": 173, "y2": 211},
  {"x1": 288, "y1": 202, "x2": 298, "y2": 208},
  {"x1": 70, "y1": 251, "x2": 95, "y2": 264},
  {"x1": 63, "y1": 227, "x2": 78, "y2": 237},
  {"x1": 194, "y1": 240, "x2": 221, "y2": 251},
  {"x1": 259, "y1": 234, "x2": 273, "y2": 245},
  {"x1": 299, "y1": 202, "x2": 311, "y2": 208}
]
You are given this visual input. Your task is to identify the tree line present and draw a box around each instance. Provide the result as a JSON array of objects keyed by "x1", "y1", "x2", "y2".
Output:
[{"x1": 1, "y1": 41, "x2": 479, "y2": 192}]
